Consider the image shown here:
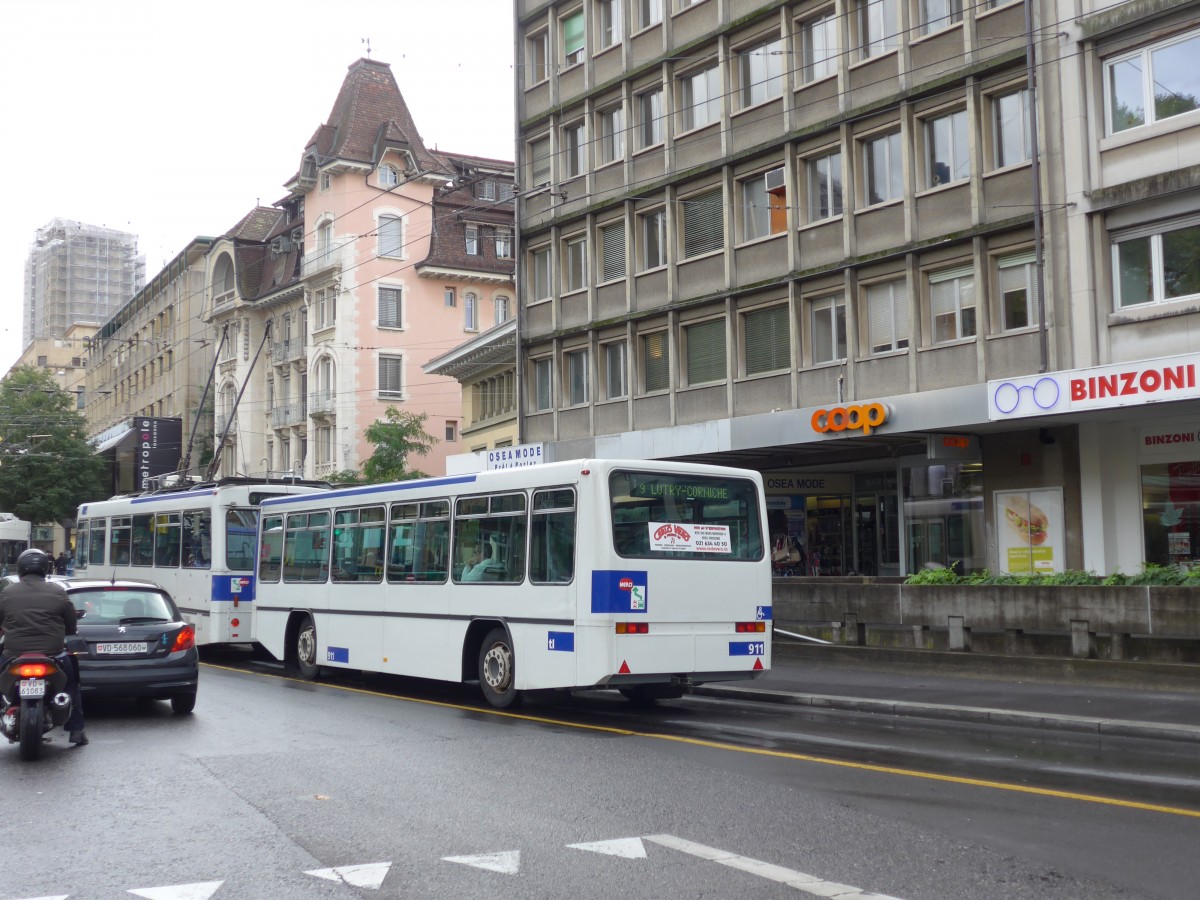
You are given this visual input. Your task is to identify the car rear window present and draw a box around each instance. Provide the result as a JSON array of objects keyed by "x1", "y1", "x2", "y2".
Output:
[{"x1": 70, "y1": 589, "x2": 175, "y2": 624}]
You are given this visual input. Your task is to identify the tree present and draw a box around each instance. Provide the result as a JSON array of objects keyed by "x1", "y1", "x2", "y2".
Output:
[
  {"x1": 360, "y1": 407, "x2": 437, "y2": 484},
  {"x1": 0, "y1": 367, "x2": 108, "y2": 524}
]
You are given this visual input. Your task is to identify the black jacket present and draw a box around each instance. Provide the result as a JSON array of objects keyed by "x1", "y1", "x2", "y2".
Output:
[{"x1": 0, "y1": 575, "x2": 77, "y2": 655}]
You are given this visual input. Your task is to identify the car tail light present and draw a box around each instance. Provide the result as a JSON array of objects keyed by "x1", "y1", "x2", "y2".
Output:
[
  {"x1": 615, "y1": 622, "x2": 649, "y2": 635},
  {"x1": 735, "y1": 622, "x2": 766, "y2": 633},
  {"x1": 171, "y1": 624, "x2": 196, "y2": 653},
  {"x1": 11, "y1": 662, "x2": 56, "y2": 678}
]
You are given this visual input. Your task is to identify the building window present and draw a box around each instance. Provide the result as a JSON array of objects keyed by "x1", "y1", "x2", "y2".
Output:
[
  {"x1": 378, "y1": 214, "x2": 404, "y2": 257},
  {"x1": 641, "y1": 208, "x2": 667, "y2": 269},
  {"x1": 866, "y1": 279, "x2": 909, "y2": 353},
  {"x1": 531, "y1": 246, "x2": 552, "y2": 301},
  {"x1": 638, "y1": 86, "x2": 664, "y2": 148},
  {"x1": 378, "y1": 164, "x2": 398, "y2": 187},
  {"x1": 464, "y1": 224, "x2": 481, "y2": 256},
  {"x1": 315, "y1": 286, "x2": 336, "y2": 329},
  {"x1": 464, "y1": 292, "x2": 478, "y2": 331},
  {"x1": 998, "y1": 252, "x2": 1037, "y2": 330},
  {"x1": 864, "y1": 131, "x2": 902, "y2": 205},
  {"x1": 811, "y1": 296, "x2": 847, "y2": 363},
  {"x1": 641, "y1": 331, "x2": 670, "y2": 392},
  {"x1": 685, "y1": 319, "x2": 726, "y2": 386},
  {"x1": 738, "y1": 38, "x2": 784, "y2": 108},
  {"x1": 445, "y1": 421, "x2": 457, "y2": 442},
  {"x1": 1106, "y1": 29, "x2": 1200, "y2": 134},
  {"x1": 378, "y1": 286, "x2": 402, "y2": 329},
  {"x1": 478, "y1": 180, "x2": 497, "y2": 201},
  {"x1": 599, "y1": 105, "x2": 625, "y2": 164},
  {"x1": 495, "y1": 228, "x2": 513, "y2": 258},
  {"x1": 859, "y1": 0, "x2": 899, "y2": 58},
  {"x1": 529, "y1": 136, "x2": 551, "y2": 187},
  {"x1": 444, "y1": 287, "x2": 457, "y2": 307},
  {"x1": 741, "y1": 168, "x2": 787, "y2": 241},
  {"x1": 742, "y1": 305, "x2": 790, "y2": 375},
  {"x1": 927, "y1": 108, "x2": 969, "y2": 187},
  {"x1": 679, "y1": 64, "x2": 720, "y2": 131},
  {"x1": 808, "y1": 151, "x2": 844, "y2": 220},
  {"x1": 930, "y1": 266, "x2": 976, "y2": 343},
  {"x1": 564, "y1": 236, "x2": 587, "y2": 292},
  {"x1": 316, "y1": 425, "x2": 333, "y2": 466},
  {"x1": 601, "y1": 221, "x2": 627, "y2": 282},
  {"x1": 533, "y1": 357, "x2": 553, "y2": 410},
  {"x1": 528, "y1": 29, "x2": 549, "y2": 85},
  {"x1": 565, "y1": 348, "x2": 589, "y2": 405},
  {"x1": 599, "y1": 0, "x2": 623, "y2": 48},
  {"x1": 1113, "y1": 219, "x2": 1200, "y2": 309},
  {"x1": 920, "y1": 0, "x2": 962, "y2": 35},
  {"x1": 321, "y1": 172, "x2": 331, "y2": 191},
  {"x1": 495, "y1": 295, "x2": 511, "y2": 324},
  {"x1": 378, "y1": 355, "x2": 404, "y2": 398},
  {"x1": 639, "y1": 0, "x2": 663, "y2": 29},
  {"x1": 562, "y1": 8, "x2": 585, "y2": 67},
  {"x1": 994, "y1": 88, "x2": 1032, "y2": 168},
  {"x1": 682, "y1": 189, "x2": 724, "y2": 258},
  {"x1": 604, "y1": 341, "x2": 628, "y2": 399},
  {"x1": 802, "y1": 12, "x2": 838, "y2": 83},
  {"x1": 562, "y1": 121, "x2": 586, "y2": 178}
]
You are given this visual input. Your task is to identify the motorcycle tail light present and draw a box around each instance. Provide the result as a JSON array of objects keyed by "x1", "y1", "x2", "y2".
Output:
[
  {"x1": 171, "y1": 624, "x2": 196, "y2": 653},
  {"x1": 10, "y1": 662, "x2": 56, "y2": 678}
]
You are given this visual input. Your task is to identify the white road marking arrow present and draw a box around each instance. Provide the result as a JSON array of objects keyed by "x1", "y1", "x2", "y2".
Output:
[
  {"x1": 127, "y1": 882, "x2": 224, "y2": 900},
  {"x1": 567, "y1": 838, "x2": 648, "y2": 858},
  {"x1": 304, "y1": 862, "x2": 392, "y2": 889},
  {"x1": 442, "y1": 850, "x2": 521, "y2": 874},
  {"x1": 15, "y1": 895, "x2": 69, "y2": 900}
]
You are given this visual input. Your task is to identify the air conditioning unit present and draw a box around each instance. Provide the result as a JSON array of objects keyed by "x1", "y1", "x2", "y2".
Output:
[{"x1": 765, "y1": 167, "x2": 785, "y2": 192}]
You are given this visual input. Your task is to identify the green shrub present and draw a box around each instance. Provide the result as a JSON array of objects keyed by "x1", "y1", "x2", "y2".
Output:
[{"x1": 903, "y1": 564, "x2": 1192, "y2": 586}]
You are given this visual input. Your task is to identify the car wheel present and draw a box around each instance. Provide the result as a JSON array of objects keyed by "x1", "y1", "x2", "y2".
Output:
[
  {"x1": 295, "y1": 616, "x2": 319, "y2": 680},
  {"x1": 477, "y1": 627, "x2": 518, "y2": 709},
  {"x1": 171, "y1": 692, "x2": 197, "y2": 715}
]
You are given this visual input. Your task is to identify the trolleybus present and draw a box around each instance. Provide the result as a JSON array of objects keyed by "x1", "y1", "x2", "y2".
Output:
[
  {"x1": 0, "y1": 513, "x2": 31, "y2": 576},
  {"x1": 75, "y1": 478, "x2": 329, "y2": 645},
  {"x1": 254, "y1": 458, "x2": 772, "y2": 708}
]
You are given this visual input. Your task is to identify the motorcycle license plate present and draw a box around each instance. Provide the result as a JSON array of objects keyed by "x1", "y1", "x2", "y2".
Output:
[
  {"x1": 19, "y1": 680, "x2": 45, "y2": 699},
  {"x1": 97, "y1": 642, "x2": 144, "y2": 655}
]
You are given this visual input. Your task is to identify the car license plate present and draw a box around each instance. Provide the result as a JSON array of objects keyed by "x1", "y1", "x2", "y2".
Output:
[
  {"x1": 96, "y1": 642, "x2": 145, "y2": 655},
  {"x1": 19, "y1": 680, "x2": 45, "y2": 699}
]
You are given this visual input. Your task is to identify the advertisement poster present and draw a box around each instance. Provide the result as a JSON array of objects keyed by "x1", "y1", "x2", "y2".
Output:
[
  {"x1": 647, "y1": 522, "x2": 732, "y2": 554},
  {"x1": 994, "y1": 488, "x2": 1064, "y2": 574}
]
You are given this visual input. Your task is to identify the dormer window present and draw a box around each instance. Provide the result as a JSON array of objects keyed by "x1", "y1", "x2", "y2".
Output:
[
  {"x1": 321, "y1": 172, "x2": 332, "y2": 191},
  {"x1": 379, "y1": 165, "x2": 398, "y2": 188}
]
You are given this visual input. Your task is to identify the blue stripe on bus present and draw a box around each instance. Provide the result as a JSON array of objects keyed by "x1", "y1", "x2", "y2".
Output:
[
  {"x1": 211, "y1": 575, "x2": 255, "y2": 601},
  {"x1": 259, "y1": 474, "x2": 479, "y2": 507},
  {"x1": 729, "y1": 641, "x2": 767, "y2": 656},
  {"x1": 590, "y1": 570, "x2": 649, "y2": 614},
  {"x1": 547, "y1": 631, "x2": 574, "y2": 652}
]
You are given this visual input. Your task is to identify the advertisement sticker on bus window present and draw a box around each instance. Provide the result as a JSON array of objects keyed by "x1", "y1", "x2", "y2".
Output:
[
  {"x1": 647, "y1": 522, "x2": 732, "y2": 554},
  {"x1": 326, "y1": 646, "x2": 349, "y2": 664},
  {"x1": 547, "y1": 631, "x2": 575, "y2": 652},
  {"x1": 591, "y1": 570, "x2": 649, "y2": 614}
]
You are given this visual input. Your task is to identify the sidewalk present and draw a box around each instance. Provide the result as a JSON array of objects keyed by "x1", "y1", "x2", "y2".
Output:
[{"x1": 694, "y1": 641, "x2": 1200, "y2": 743}]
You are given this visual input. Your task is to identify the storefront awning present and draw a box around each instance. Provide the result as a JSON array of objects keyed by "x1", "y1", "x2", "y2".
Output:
[{"x1": 92, "y1": 424, "x2": 134, "y2": 454}]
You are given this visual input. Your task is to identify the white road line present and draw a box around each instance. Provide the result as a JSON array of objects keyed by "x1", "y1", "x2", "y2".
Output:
[
  {"x1": 442, "y1": 850, "x2": 521, "y2": 875},
  {"x1": 127, "y1": 882, "x2": 225, "y2": 900},
  {"x1": 644, "y1": 834, "x2": 903, "y2": 899},
  {"x1": 304, "y1": 862, "x2": 392, "y2": 889},
  {"x1": 568, "y1": 838, "x2": 648, "y2": 858}
]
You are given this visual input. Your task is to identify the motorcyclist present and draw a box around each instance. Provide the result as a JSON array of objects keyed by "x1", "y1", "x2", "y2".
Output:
[{"x1": 0, "y1": 548, "x2": 87, "y2": 745}]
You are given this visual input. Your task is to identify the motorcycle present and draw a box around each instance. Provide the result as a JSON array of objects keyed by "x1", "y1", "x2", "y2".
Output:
[{"x1": 0, "y1": 632, "x2": 84, "y2": 761}]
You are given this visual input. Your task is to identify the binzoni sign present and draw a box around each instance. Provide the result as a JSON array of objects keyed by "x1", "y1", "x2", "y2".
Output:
[{"x1": 988, "y1": 354, "x2": 1200, "y2": 421}]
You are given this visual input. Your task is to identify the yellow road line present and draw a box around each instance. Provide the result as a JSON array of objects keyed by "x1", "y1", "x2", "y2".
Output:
[{"x1": 203, "y1": 661, "x2": 1200, "y2": 819}]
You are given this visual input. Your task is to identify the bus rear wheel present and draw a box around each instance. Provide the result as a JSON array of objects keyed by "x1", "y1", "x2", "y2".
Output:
[
  {"x1": 295, "y1": 616, "x2": 319, "y2": 680},
  {"x1": 478, "y1": 627, "x2": 518, "y2": 709}
]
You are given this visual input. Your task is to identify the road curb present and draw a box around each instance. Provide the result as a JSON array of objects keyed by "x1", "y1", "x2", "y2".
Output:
[{"x1": 691, "y1": 684, "x2": 1200, "y2": 743}]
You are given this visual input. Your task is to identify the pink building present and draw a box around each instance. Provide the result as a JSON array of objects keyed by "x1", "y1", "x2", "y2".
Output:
[{"x1": 204, "y1": 59, "x2": 514, "y2": 480}]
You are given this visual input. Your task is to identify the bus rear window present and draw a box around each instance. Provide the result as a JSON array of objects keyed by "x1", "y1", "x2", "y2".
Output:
[{"x1": 609, "y1": 471, "x2": 763, "y2": 560}]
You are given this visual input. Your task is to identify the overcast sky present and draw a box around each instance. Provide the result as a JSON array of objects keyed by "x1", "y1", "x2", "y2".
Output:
[{"x1": 0, "y1": 0, "x2": 516, "y2": 375}]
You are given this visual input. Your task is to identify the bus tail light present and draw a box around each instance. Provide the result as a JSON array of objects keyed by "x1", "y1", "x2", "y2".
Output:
[
  {"x1": 171, "y1": 624, "x2": 196, "y2": 653},
  {"x1": 615, "y1": 622, "x2": 649, "y2": 635},
  {"x1": 735, "y1": 622, "x2": 766, "y2": 633}
]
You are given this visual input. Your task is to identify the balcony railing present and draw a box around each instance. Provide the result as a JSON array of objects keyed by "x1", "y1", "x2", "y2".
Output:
[
  {"x1": 271, "y1": 339, "x2": 306, "y2": 365},
  {"x1": 270, "y1": 401, "x2": 306, "y2": 429},
  {"x1": 302, "y1": 237, "x2": 354, "y2": 279},
  {"x1": 216, "y1": 413, "x2": 237, "y2": 436},
  {"x1": 310, "y1": 390, "x2": 337, "y2": 417}
]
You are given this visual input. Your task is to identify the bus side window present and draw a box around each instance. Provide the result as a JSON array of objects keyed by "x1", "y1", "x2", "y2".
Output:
[{"x1": 531, "y1": 488, "x2": 575, "y2": 584}]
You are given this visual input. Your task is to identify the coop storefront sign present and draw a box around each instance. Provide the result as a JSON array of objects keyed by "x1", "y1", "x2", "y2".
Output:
[
  {"x1": 989, "y1": 354, "x2": 1200, "y2": 421},
  {"x1": 811, "y1": 402, "x2": 889, "y2": 435}
]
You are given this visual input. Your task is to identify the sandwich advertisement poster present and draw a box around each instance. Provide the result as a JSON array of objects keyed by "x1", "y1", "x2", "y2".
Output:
[{"x1": 995, "y1": 488, "x2": 1064, "y2": 574}]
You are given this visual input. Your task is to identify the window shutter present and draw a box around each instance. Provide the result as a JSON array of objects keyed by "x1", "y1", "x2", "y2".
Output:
[
  {"x1": 744, "y1": 306, "x2": 790, "y2": 374},
  {"x1": 643, "y1": 332, "x2": 670, "y2": 391},
  {"x1": 894, "y1": 281, "x2": 910, "y2": 347},
  {"x1": 379, "y1": 357, "x2": 403, "y2": 395},
  {"x1": 686, "y1": 319, "x2": 727, "y2": 384},
  {"x1": 602, "y1": 223, "x2": 626, "y2": 281},
  {"x1": 531, "y1": 139, "x2": 551, "y2": 186},
  {"x1": 379, "y1": 216, "x2": 403, "y2": 257},
  {"x1": 683, "y1": 190, "x2": 724, "y2": 257},
  {"x1": 378, "y1": 287, "x2": 401, "y2": 328},
  {"x1": 564, "y1": 11, "x2": 585, "y2": 58}
]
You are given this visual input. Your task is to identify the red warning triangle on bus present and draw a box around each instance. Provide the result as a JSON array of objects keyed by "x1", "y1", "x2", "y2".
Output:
[
  {"x1": 753, "y1": 658, "x2": 763, "y2": 670},
  {"x1": 618, "y1": 660, "x2": 631, "y2": 675}
]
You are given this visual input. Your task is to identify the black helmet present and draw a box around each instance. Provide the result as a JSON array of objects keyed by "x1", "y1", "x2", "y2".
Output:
[{"x1": 17, "y1": 548, "x2": 52, "y2": 578}]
